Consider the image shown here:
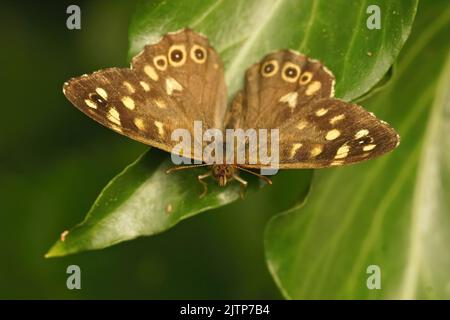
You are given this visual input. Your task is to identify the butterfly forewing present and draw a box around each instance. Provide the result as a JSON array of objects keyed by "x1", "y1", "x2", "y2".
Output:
[
  {"x1": 63, "y1": 68, "x2": 191, "y2": 154},
  {"x1": 275, "y1": 99, "x2": 399, "y2": 168}
]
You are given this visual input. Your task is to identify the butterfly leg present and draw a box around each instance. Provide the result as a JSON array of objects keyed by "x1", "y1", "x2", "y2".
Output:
[
  {"x1": 198, "y1": 172, "x2": 212, "y2": 198},
  {"x1": 233, "y1": 174, "x2": 248, "y2": 199}
]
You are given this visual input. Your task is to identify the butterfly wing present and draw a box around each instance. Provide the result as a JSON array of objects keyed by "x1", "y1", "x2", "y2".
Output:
[
  {"x1": 64, "y1": 68, "x2": 191, "y2": 154},
  {"x1": 227, "y1": 50, "x2": 399, "y2": 168},
  {"x1": 63, "y1": 29, "x2": 226, "y2": 159},
  {"x1": 272, "y1": 98, "x2": 399, "y2": 168},
  {"x1": 131, "y1": 28, "x2": 227, "y2": 130},
  {"x1": 225, "y1": 50, "x2": 335, "y2": 130}
]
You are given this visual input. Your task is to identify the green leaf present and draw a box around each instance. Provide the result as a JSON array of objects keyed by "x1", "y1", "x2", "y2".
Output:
[
  {"x1": 265, "y1": 2, "x2": 450, "y2": 299},
  {"x1": 46, "y1": 149, "x2": 261, "y2": 257},
  {"x1": 47, "y1": 0, "x2": 417, "y2": 257},
  {"x1": 353, "y1": 65, "x2": 394, "y2": 104}
]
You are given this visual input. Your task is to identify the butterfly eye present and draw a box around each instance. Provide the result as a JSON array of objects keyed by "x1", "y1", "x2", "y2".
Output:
[
  {"x1": 261, "y1": 60, "x2": 279, "y2": 77},
  {"x1": 281, "y1": 62, "x2": 301, "y2": 83},
  {"x1": 153, "y1": 55, "x2": 168, "y2": 71},
  {"x1": 299, "y1": 71, "x2": 313, "y2": 85},
  {"x1": 168, "y1": 45, "x2": 187, "y2": 67},
  {"x1": 190, "y1": 45, "x2": 207, "y2": 64}
]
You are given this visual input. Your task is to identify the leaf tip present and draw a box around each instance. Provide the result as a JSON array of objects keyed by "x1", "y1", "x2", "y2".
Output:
[{"x1": 44, "y1": 243, "x2": 61, "y2": 259}]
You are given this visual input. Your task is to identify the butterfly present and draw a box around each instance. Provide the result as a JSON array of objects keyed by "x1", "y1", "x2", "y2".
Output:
[{"x1": 63, "y1": 28, "x2": 400, "y2": 197}]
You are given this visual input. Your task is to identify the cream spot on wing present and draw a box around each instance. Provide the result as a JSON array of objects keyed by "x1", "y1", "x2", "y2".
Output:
[
  {"x1": 134, "y1": 118, "x2": 145, "y2": 130},
  {"x1": 153, "y1": 55, "x2": 168, "y2": 71},
  {"x1": 310, "y1": 145, "x2": 323, "y2": 158},
  {"x1": 297, "y1": 120, "x2": 308, "y2": 130},
  {"x1": 329, "y1": 114, "x2": 345, "y2": 125},
  {"x1": 84, "y1": 99, "x2": 97, "y2": 109},
  {"x1": 107, "y1": 107, "x2": 121, "y2": 126},
  {"x1": 95, "y1": 87, "x2": 108, "y2": 99},
  {"x1": 335, "y1": 145, "x2": 350, "y2": 159},
  {"x1": 331, "y1": 160, "x2": 345, "y2": 166},
  {"x1": 121, "y1": 96, "x2": 135, "y2": 110},
  {"x1": 213, "y1": 63, "x2": 219, "y2": 69},
  {"x1": 190, "y1": 44, "x2": 208, "y2": 64},
  {"x1": 289, "y1": 143, "x2": 302, "y2": 158},
  {"x1": 261, "y1": 60, "x2": 279, "y2": 77},
  {"x1": 305, "y1": 81, "x2": 322, "y2": 96},
  {"x1": 355, "y1": 129, "x2": 369, "y2": 139},
  {"x1": 315, "y1": 108, "x2": 328, "y2": 117},
  {"x1": 279, "y1": 92, "x2": 298, "y2": 110},
  {"x1": 111, "y1": 124, "x2": 123, "y2": 133},
  {"x1": 154, "y1": 121, "x2": 164, "y2": 136},
  {"x1": 363, "y1": 144, "x2": 376, "y2": 151},
  {"x1": 123, "y1": 81, "x2": 135, "y2": 93},
  {"x1": 165, "y1": 77, "x2": 183, "y2": 95},
  {"x1": 139, "y1": 81, "x2": 150, "y2": 91},
  {"x1": 168, "y1": 44, "x2": 187, "y2": 67},
  {"x1": 281, "y1": 62, "x2": 301, "y2": 83},
  {"x1": 326, "y1": 129, "x2": 341, "y2": 140},
  {"x1": 299, "y1": 71, "x2": 313, "y2": 85},
  {"x1": 155, "y1": 99, "x2": 167, "y2": 109},
  {"x1": 144, "y1": 65, "x2": 159, "y2": 81}
]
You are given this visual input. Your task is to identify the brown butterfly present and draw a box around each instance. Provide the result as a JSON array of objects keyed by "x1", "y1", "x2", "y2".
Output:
[{"x1": 63, "y1": 28, "x2": 399, "y2": 197}]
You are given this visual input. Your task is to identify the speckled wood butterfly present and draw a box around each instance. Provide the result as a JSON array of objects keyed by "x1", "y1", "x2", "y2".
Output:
[{"x1": 63, "y1": 29, "x2": 399, "y2": 197}]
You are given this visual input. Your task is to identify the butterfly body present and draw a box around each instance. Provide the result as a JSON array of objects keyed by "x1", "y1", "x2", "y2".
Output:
[
  {"x1": 63, "y1": 28, "x2": 399, "y2": 198},
  {"x1": 211, "y1": 164, "x2": 235, "y2": 187},
  {"x1": 166, "y1": 163, "x2": 271, "y2": 198}
]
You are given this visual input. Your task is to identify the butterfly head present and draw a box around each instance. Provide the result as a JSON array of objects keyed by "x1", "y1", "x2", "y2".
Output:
[{"x1": 211, "y1": 164, "x2": 235, "y2": 187}]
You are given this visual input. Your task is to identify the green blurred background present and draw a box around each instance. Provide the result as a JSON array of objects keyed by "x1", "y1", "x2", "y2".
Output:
[{"x1": 0, "y1": 0, "x2": 312, "y2": 299}]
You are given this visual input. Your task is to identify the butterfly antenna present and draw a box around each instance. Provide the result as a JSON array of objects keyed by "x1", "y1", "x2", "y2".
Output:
[
  {"x1": 166, "y1": 164, "x2": 210, "y2": 174},
  {"x1": 236, "y1": 166, "x2": 273, "y2": 185}
]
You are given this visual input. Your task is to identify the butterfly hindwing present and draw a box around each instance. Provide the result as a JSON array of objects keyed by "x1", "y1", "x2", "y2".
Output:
[
  {"x1": 131, "y1": 28, "x2": 227, "y2": 130},
  {"x1": 226, "y1": 50, "x2": 335, "y2": 130}
]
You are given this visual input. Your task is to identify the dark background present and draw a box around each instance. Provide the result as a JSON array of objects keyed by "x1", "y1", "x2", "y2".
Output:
[{"x1": 0, "y1": 0, "x2": 319, "y2": 299}]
